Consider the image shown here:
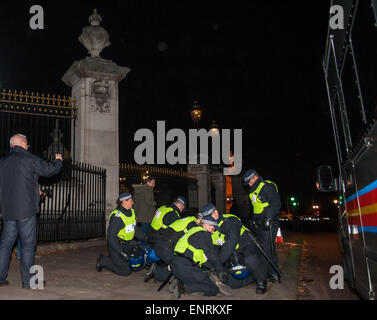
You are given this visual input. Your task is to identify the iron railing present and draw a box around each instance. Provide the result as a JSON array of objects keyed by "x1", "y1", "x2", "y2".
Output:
[
  {"x1": 119, "y1": 163, "x2": 198, "y2": 216},
  {"x1": 0, "y1": 89, "x2": 77, "y2": 160},
  {"x1": 37, "y1": 160, "x2": 106, "y2": 242}
]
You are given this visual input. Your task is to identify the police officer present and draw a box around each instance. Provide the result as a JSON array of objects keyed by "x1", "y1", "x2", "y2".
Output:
[
  {"x1": 170, "y1": 213, "x2": 231, "y2": 297},
  {"x1": 243, "y1": 169, "x2": 281, "y2": 282},
  {"x1": 209, "y1": 203, "x2": 268, "y2": 294},
  {"x1": 150, "y1": 196, "x2": 186, "y2": 235},
  {"x1": 96, "y1": 193, "x2": 145, "y2": 276},
  {"x1": 146, "y1": 196, "x2": 187, "y2": 282}
]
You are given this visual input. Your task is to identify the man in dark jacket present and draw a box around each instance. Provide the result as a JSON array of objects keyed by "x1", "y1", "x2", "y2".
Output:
[
  {"x1": 132, "y1": 177, "x2": 156, "y2": 236},
  {"x1": 0, "y1": 134, "x2": 63, "y2": 288},
  {"x1": 243, "y1": 169, "x2": 281, "y2": 282}
]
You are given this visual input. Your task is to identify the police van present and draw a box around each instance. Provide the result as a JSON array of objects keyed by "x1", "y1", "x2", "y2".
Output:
[{"x1": 316, "y1": 0, "x2": 377, "y2": 300}]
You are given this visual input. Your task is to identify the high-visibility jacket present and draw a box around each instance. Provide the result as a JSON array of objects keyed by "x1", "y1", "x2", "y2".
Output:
[
  {"x1": 174, "y1": 226, "x2": 208, "y2": 266},
  {"x1": 169, "y1": 216, "x2": 196, "y2": 233},
  {"x1": 109, "y1": 208, "x2": 136, "y2": 241},
  {"x1": 151, "y1": 205, "x2": 180, "y2": 231},
  {"x1": 218, "y1": 213, "x2": 249, "y2": 250},
  {"x1": 249, "y1": 180, "x2": 278, "y2": 214},
  {"x1": 161, "y1": 216, "x2": 196, "y2": 247},
  {"x1": 211, "y1": 230, "x2": 226, "y2": 246}
]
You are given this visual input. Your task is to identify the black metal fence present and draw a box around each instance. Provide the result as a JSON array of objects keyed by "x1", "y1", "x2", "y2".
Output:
[
  {"x1": 0, "y1": 89, "x2": 75, "y2": 159},
  {"x1": 37, "y1": 160, "x2": 106, "y2": 242},
  {"x1": 0, "y1": 161, "x2": 107, "y2": 243},
  {"x1": 119, "y1": 164, "x2": 198, "y2": 216}
]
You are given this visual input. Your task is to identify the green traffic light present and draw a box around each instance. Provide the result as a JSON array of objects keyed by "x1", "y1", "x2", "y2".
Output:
[
  {"x1": 293, "y1": 202, "x2": 297, "y2": 206},
  {"x1": 290, "y1": 197, "x2": 295, "y2": 201}
]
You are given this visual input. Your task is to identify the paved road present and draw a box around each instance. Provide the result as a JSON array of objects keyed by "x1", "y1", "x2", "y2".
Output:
[
  {"x1": 0, "y1": 240, "x2": 301, "y2": 300},
  {"x1": 283, "y1": 231, "x2": 360, "y2": 300},
  {"x1": 0, "y1": 230, "x2": 360, "y2": 300}
]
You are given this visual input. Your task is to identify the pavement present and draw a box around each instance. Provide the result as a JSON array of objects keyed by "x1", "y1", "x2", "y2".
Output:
[{"x1": 0, "y1": 238, "x2": 303, "y2": 300}]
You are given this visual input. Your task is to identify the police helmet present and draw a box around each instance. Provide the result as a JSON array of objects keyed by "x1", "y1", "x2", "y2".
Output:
[
  {"x1": 230, "y1": 264, "x2": 250, "y2": 280},
  {"x1": 129, "y1": 246, "x2": 145, "y2": 271},
  {"x1": 243, "y1": 169, "x2": 258, "y2": 185},
  {"x1": 144, "y1": 245, "x2": 160, "y2": 264},
  {"x1": 174, "y1": 196, "x2": 187, "y2": 212}
]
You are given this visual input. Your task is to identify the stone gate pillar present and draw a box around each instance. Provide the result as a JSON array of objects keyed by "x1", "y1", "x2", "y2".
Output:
[
  {"x1": 62, "y1": 9, "x2": 130, "y2": 223},
  {"x1": 187, "y1": 164, "x2": 211, "y2": 211},
  {"x1": 211, "y1": 165, "x2": 226, "y2": 214}
]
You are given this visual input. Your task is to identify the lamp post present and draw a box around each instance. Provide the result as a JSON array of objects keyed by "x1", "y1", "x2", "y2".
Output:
[
  {"x1": 286, "y1": 196, "x2": 290, "y2": 215},
  {"x1": 209, "y1": 120, "x2": 220, "y2": 136},
  {"x1": 190, "y1": 100, "x2": 202, "y2": 129}
]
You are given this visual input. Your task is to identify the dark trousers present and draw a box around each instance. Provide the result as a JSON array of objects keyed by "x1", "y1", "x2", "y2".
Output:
[
  {"x1": 141, "y1": 223, "x2": 151, "y2": 236},
  {"x1": 154, "y1": 238, "x2": 175, "y2": 265},
  {"x1": 226, "y1": 244, "x2": 267, "y2": 288},
  {"x1": 0, "y1": 216, "x2": 37, "y2": 286},
  {"x1": 100, "y1": 245, "x2": 132, "y2": 276},
  {"x1": 242, "y1": 243, "x2": 268, "y2": 282},
  {"x1": 256, "y1": 222, "x2": 279, "y2": 277},
  {"x1": 153, "y1": 238, "x2": 174, "y2": 282},
  {"x1": 170, "y1": 256, "x2": 219, "y2": 296}
]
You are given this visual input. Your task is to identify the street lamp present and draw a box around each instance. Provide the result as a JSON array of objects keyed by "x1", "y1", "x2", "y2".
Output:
[
  {"x1": 190, "y1": 100, "x2": 202, "y2": 127},
  {"x1": 209, "y1": 120, "x2": 220, "y2": 136}
]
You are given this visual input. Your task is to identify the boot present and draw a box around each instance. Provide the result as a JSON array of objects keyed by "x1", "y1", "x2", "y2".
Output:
[
  {"x1": 267, "y1": 274, "x2": 280, "y2": 283},
  {"x1": 168, "y1": 276, "x2": 178, "y2": 294},
  {"x1": 174, "y1": 279, "x2": 184, "y2": 299},
  {"x1": 256, "y1": 281, "x2": 267, "y2": 294},
  {"x1": 144, "y1": 263, "x2": 156, "y2": 282},
  {"x1": 96, "y1": 254, "x2": 103, "y2": 272},
  {"x1": 209, "y1": 272, "x2": 233, "y2": 297},
  {"x1": 185, "y1": 285, "x2": 204, "y2": 296},
  {"x1": 168, "y1": 277, "x2": 182, "y2": 298}
]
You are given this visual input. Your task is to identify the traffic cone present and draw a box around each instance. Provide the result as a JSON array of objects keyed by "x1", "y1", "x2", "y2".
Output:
[{"x1": 275, "y1": 228, "x2": 283, "y2": 243}]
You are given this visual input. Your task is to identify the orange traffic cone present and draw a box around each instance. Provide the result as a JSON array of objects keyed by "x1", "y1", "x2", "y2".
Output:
[{"x1": 275, "y1": 227, "x2": 283, "y2": 243}]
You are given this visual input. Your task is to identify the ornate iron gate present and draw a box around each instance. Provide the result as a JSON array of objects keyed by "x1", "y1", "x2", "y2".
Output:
[{"x1": 119, "y1": 164, "x2": 198, "y2": 216}]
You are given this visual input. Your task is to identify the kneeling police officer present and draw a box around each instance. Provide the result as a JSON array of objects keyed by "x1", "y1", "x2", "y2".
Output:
[
  {"x1": 213, "y1": 205, "x2": 268, "y2": 294},
  {"x1": 170, "y1": 209, "x2": 231, "y2": 297},
  {"x1": 96, "y1": 192, "x2": 145, "y2": 276},
  {"x1": 146, "y1": 196, "x2": 187, "y2": 282}
]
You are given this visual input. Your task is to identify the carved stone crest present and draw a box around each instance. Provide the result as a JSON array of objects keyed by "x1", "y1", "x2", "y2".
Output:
[{"x1": 90, "y1": 80, "x2": 111, "y2": 113}]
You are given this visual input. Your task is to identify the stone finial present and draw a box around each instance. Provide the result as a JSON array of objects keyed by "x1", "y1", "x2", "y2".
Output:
[
  {"x1": 89, "y1": 9, "x2": 102, "y2": 26},
  {"x1": 79, "y1": 9, "x2": 111, "y2": 57}
]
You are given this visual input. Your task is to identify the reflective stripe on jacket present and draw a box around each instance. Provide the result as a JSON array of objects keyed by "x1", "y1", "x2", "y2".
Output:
[
  {"x1": 109, "y1": 209, "x2": 136, "y2": 241},
  {"x1": 248, "y1": 180, "x2": 278, "y2": 214},
  {"x1": 151, "y1": 205, "x2": 180, "y2": 231},
  {"x1": 218, "y1": 213, "x2": 250, "y2": 250},
  {"x1": 174, "y1": 226, "x2": 208, "y2": 266}
]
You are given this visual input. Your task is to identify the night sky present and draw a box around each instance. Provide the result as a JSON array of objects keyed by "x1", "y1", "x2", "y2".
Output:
[{"x1": 0, "y1": 0, "x2": 339, "y2": 215}]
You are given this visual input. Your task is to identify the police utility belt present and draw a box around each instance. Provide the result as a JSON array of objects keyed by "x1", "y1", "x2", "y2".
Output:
[{"x1": 175, "y1": 252, "x2": 200, "y2": 267}]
